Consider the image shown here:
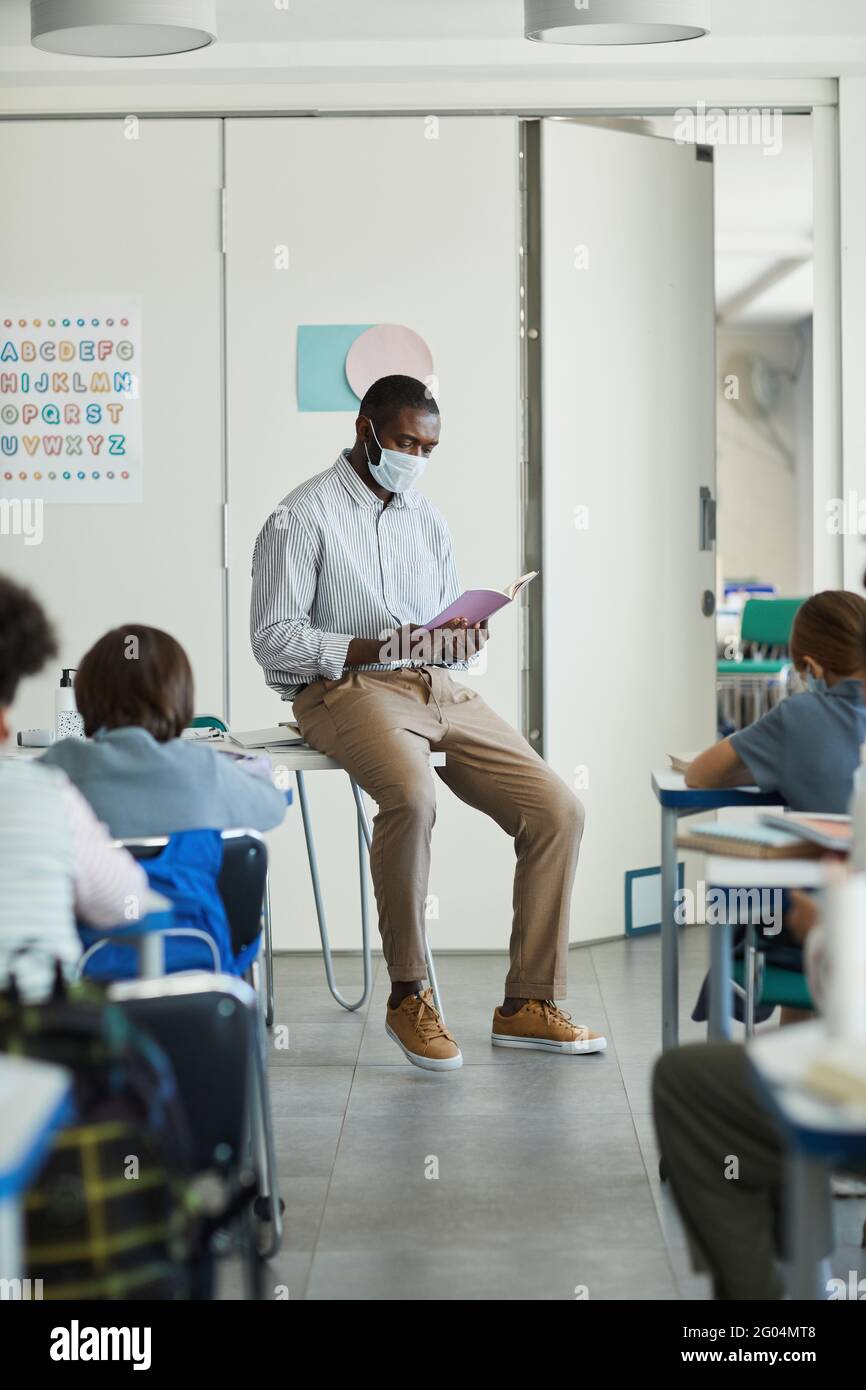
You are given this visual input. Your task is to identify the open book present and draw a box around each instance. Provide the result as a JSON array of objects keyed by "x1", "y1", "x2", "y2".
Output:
[{"x1": 422, "y1": 572, "x2": 538, "y2": 629}]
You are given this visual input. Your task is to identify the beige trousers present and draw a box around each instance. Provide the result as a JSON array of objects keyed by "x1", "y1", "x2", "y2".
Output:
[{"x1": 293, "y1": 667, "x2": 584, "y2": 998}]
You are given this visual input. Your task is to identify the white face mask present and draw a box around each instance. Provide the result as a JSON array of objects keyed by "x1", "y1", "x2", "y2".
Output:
[{"x1": 364, "y1": 420, "x2": 428, "y2": 494}]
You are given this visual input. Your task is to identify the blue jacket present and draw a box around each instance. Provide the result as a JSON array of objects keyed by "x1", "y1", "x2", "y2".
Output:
[{"x1": 80, "y1": 829, "x2": 254, "y2": 981}]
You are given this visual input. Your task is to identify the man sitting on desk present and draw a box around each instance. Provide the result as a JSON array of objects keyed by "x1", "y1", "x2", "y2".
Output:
[{"x1": 250, "y1": 374, "x2": 605, "y2": 1071}]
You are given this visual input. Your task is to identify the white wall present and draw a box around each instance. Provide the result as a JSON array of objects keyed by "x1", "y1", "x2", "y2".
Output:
[
  {"x1": 839, "y1": 79, "x2": 866, "y2": 592},
  {"x1": 223, "y1": 116, "x2": 522, "y2": 953},
  {"x1": 0, "y1": 120, "x2": 225, "y2": 734},
  {"x1": 716, "y1": 321, "x2": 813, "y2": 596}
]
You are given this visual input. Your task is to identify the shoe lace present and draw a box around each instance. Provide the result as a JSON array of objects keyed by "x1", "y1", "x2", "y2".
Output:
[
  {"x1": 412, "y1": 990, "x2": 453, "y2": 1042},
  {"x1": 538, "y1": 1000, "x2": 573, "y2": 1028}
]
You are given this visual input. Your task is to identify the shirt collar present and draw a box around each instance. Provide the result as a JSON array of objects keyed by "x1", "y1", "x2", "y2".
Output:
[
  {"x1": 333, "y1": 450, "x2": 421, "y2": 509},
  {"x1": 827, "y1": 677, "x2": 866, "y2": 703}
]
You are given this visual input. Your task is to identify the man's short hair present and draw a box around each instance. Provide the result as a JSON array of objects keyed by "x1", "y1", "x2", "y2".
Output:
[
  {"x1": 358, "y1": 375, "x2": 439, "y2": 429},
  {"x1": 0, "y1": 575, "x2": 57, "y2": 707}
]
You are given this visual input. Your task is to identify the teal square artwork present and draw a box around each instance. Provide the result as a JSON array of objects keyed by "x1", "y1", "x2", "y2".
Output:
[{"x1": 297, "y1": 324, "x2": 373, "y2": 412}]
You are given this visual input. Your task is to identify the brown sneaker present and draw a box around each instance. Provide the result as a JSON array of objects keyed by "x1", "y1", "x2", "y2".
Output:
[
  {"x1": 386, "y1": 989, "x2": 463, "y2": 1071},
  {"x1": 491, "y1": 999, "x2": 607, "y2": 1054}
]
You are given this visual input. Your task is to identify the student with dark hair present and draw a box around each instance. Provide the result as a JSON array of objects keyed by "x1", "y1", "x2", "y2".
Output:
[
  {"x1": 0, "y1": 576, "x2": 148, "y2": 1001},
  {"x1": 42, "y1": 624, "x2": 287, "y2": 839},
  {"x1": 686, "y1": 590, "x2": 866, "y2": 813},
  {"x1": 251, "y1": 373, "x2": 603, "y2": 1070}
]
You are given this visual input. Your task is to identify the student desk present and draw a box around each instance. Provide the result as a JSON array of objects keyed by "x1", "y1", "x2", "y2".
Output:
[
  {"x1": 702, "y1": 855, "x2": 824, "y2": 1042},
  {"x1": 651, "y1": 771, "x2": 785, "y2": 1051},
  {"x1": 749, "y1": 1020, "x2": 866, "y2": 1299},
  {"x1": 0, "y1": 1054, "x2": 73, "y2": 1287}
]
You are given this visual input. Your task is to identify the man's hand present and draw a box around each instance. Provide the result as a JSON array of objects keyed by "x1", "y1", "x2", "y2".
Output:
[
  {"x1": 346, "y1": 619, "x2": 490, "y2": 668},
  {"x1": 407, "y1": 618, "x2": 489, "y2": 664}
]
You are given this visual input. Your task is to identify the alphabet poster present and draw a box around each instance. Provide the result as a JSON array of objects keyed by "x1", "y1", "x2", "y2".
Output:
[{"x1": 0, "y1": 298, "x2": 143, "y2": 503}]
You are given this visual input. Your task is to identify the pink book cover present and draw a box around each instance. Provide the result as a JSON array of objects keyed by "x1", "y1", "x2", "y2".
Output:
[{"x1": 421, "y1": 572, "x2": 538, "y2": 629}]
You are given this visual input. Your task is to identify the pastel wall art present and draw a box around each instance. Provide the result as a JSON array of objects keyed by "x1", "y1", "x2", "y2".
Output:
[
  {"x1": 0, "y1": 299, "x2": 143, "y2": 503},
  {"x1": 297, "y1": 323, "x2": 435, "y2": 412}
]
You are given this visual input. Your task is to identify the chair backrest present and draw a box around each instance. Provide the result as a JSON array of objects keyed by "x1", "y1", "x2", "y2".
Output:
[
  {"x1": 217, "y1": 830, "x2": 268, "y2": 954},
  {"x1": 107, "y1": 973, "x2": 256, "y2": 1176},
  {"x1": 121, "y1": 829, "x2": 268, "y2": 957},
  {"x1": 740, "y1": 597, "x2": 805, "y2": 649},
  {"x1": 188, "y1": 714, "x2": 228, "y2": 733}
]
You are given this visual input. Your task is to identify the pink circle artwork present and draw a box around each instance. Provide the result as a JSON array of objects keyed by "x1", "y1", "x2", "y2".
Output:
[{"x1": 345, "y1": 325, "x2": 434, "y2": 401}]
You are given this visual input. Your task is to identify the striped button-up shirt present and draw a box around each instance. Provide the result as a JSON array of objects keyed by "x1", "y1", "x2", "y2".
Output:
[{"x1": 250, "y1": 451, "x2": 466, "y2": 700}]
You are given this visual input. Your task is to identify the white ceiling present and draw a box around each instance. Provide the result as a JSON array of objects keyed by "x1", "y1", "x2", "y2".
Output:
[{"x1": 2, "y1": 0, "x2": 866, "y2": 82}]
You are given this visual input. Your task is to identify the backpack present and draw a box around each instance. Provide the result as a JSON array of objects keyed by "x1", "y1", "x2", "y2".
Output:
[
  {"x1": 79, "y1": 828, "x2": 242, "y2": 982},
  {"x1": 0, "y1": 955, "x2": 207, "y2": 1299}
]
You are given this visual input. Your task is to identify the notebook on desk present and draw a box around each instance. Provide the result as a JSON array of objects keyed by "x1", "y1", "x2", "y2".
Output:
[
  {"x1": 229, "y1": 725, "x2": 305, "y2": 750},
  {"x1": 676, "y1": 821, "x2": 822, "y2": 859},
  {"x1": 668, "y1": 753, "x2": 694, "y2": 775},
  {"x1": 760, "y1": 814, "x2": 852, "y2": 855}
]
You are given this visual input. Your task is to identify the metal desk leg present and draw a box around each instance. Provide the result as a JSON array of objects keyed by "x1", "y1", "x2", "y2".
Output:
[
  {"x1": 0, "y1": 1196, "x2": 22, "y2": 1283},
  {"x1": 296, "y1": 770, "x2": 372, "y2": 1012},
  {"x1": 743, "y1": 921, "x2": 757, "y2": 1039},
  {"x1": 785, "y1": 1153, "x2": 831, "y2": 1300},
  {"x1": 661, "y1": 805, "x2": 679, "y2": 1051},
  {"x1": 350, "y1": 779, "x2": 444, "y2": 1021},
  {"x1": 251, "y1": 1002, "x2": 283, "y2": 1259},
  {"x1": 708, "y1": 916, "x2": 733, "y2": 1041},
  {"x1": 137, "y1": 932, "x2": 165, "y2": 980},
  {"x1": 261, "y1": 874, "x2": 275, "y2": 1028}
]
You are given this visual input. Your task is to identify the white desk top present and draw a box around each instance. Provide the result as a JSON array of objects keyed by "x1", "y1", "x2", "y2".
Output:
[
  {"x1": 653, "y1": 769, "x2": 762, "y2": 795},
  {"x1": 651, "y1": 768, "x2": 784, "y2": 810},
  {"x1": 2, "y1": 741, "x2": 446, "y2": 774},
  {"x1": 704, "y1": 855, "x2": 826, "y2": 890},
  {"x1": 251, "y1": 744, "x2": 447, "y2": 773},
  {"x1": 749, "y1": 1020, "x2": 866, "y2": 1135}
]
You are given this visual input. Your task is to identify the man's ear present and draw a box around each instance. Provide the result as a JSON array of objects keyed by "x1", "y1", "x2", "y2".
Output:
[{"x1": 803, "y1": 656, "x2": 824, "y2": 681}]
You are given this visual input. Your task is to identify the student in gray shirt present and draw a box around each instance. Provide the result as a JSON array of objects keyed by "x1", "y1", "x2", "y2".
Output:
[
  {"x1": 42, "y1": 625, "x2": 287, "y2": 839},
  {"x1": 686, "y1": 590, "x2": 866, "y2": 814}
]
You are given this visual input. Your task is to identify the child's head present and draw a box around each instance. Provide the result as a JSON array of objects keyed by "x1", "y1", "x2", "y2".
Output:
[
  {"x1": 0, "y1": 575, "x2": 57, "y2": 740},
  {"x1": 75, "y1": 624, "x2": 194, "y2": 742},
  {"x1": 790, "y1": 590, "x2": 866, "y2": 687}
]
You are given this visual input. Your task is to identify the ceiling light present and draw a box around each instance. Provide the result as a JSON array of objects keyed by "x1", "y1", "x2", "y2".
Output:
[
  {"x1": 31, "y1": 0, "x2": 217, "y2": 58},
  {"x1": 525, "y1": 0, "x2": 710, "y2": 45}
]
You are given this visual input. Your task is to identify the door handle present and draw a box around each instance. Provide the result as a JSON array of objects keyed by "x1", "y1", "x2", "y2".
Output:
[{"x1": 699, "y1": 485, "x2": 716, "y2": 551}]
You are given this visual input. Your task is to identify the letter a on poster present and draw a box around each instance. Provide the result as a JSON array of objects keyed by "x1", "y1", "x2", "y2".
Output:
[{"x1": 0, "y1": 298, "x2": 143, "y2": 504}]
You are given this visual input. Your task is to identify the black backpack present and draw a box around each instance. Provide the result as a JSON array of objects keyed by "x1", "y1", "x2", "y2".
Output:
[{"x1": 0, "y1": 956, "x2": 207, "y2": 1299}]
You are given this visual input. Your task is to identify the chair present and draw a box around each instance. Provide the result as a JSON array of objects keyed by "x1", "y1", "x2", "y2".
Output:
[
  {"x1": 717, "y1": 597, "x2": 806, "y2": 730},
  {"x1": 188, "y1": 714, "x2": 228, "y2": 734},
  {"x1": 733, "y1": 923, "x2": 814, "y2": 1037},
  {"x1": 84, "y1": 829, "x2": 283, "y2": 1257},
  {"x1": 187, "y1": 713, "x2": 276, "y2": 1026},
  {"x1": 107, "y1": 972, "x2": 276, "y2": 1292},
  {"x1": 109, "y1": 828, "x2": 268, "y2": 974}
]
